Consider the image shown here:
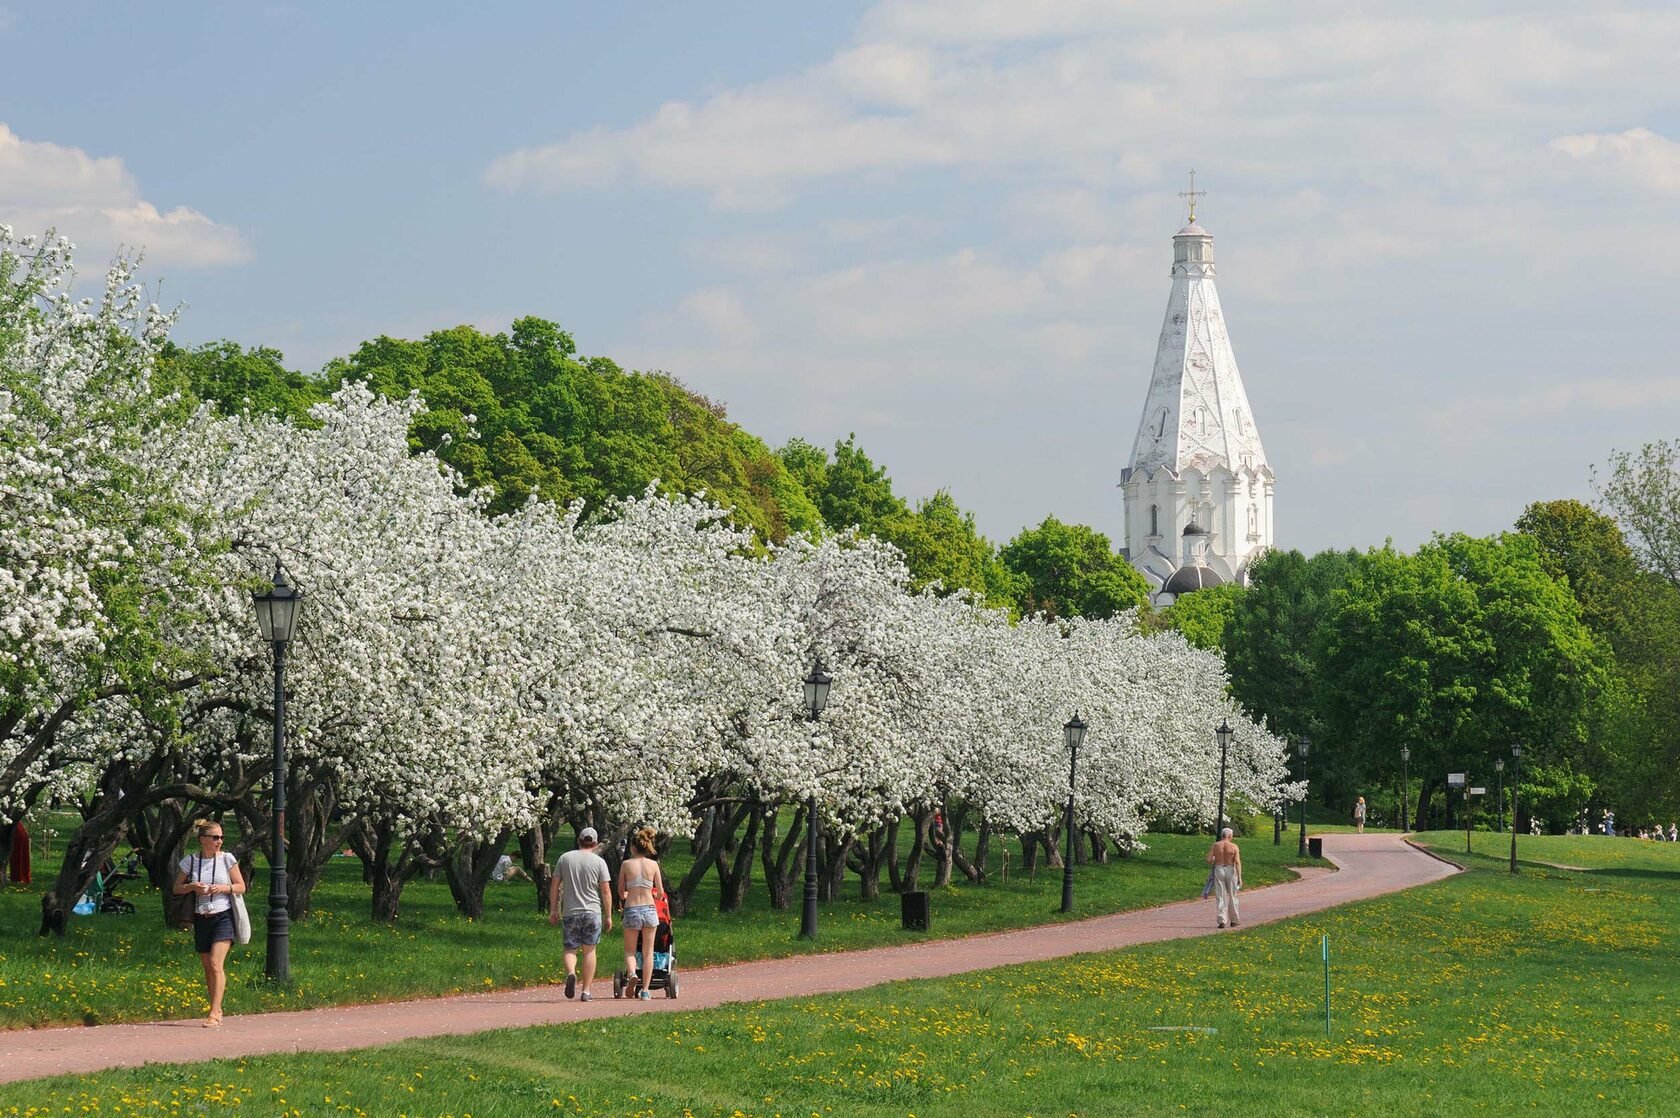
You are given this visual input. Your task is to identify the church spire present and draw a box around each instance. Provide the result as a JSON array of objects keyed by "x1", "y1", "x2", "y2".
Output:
[{"x1": 1119, "y1": 189, "x2": 1274, "y2": 598}]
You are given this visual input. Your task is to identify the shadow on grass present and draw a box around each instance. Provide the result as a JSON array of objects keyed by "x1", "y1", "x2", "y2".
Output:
[{"x1": 1582, "y1": 866, "x2": 1680, "y2": 881}]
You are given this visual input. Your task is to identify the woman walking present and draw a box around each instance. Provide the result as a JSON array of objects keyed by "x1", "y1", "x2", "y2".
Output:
[
  {"x1": 1353, "y1": 796, "x2": 1367, "y2": 833},
  {"x1": 618, "y1": 827, "x2": 666, "y2": 1000},
  {"x1": 174, "y1": 819, "x2": 245, "y2": 1026}
]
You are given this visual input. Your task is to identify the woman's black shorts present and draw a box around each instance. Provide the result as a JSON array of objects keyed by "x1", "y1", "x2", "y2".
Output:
[{"x1": 193, "y1": 909, "x2": 235, "y2": 954}]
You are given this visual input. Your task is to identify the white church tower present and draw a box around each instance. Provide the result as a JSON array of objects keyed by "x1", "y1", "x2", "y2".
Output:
[{"x1": 1120, "y1": 177, "x2": 1273, "y2": 602}]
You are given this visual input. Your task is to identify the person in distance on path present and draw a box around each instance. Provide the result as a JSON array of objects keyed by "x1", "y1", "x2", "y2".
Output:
[
  {"x1": 1353, "y1": 796, "x2": 1367, "y2": 833},
  {"x1": 1206, "y1": 827, "x2": 1243, "y2": 929},
  {"x1": 549, "y1": 826, "x2": 613, "y2": 1001}
]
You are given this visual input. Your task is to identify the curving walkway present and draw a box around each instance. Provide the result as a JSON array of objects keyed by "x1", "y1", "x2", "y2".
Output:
[{"x1": 0, "y1": 833, "x2": 1455, "y2": 1084}]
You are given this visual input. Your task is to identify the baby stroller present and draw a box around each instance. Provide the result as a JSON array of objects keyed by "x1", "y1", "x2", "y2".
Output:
[
  {"x1": 72, "y1": 870, "x2": 137, "y2": 916},
  {"x1": 613, "y1": 891, "x2": 678, "y2": 999}
]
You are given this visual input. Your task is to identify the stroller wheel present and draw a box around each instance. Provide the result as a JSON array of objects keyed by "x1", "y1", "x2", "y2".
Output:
[
  {"x1": 612, "y1": 972, "x2": 624, "y2": 999},
  {"x1": 666, "y1": 973, "x2": 678, "y2": 999}
]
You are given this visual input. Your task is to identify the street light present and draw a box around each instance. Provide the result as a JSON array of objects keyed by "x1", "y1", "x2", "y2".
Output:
[
  {"x1": 1214, "y1": 719, "x2": 1234, "y2": 837},
  {"x1": 1510, "y1": 743, "x2": 1522, "y2": 875},
  {"x1": 251, "y1": 561, "x2": 303, "y2": 983},
  {"x1": 1296, "y1": 736, "x2": 1312, "y2": 858},
  {"x1": 1495, "y1": 758, "x2": 1506, "y2": 833},
  {"x1": 1060, "y1": 713, "x2": 1087, "y2": 914},
  {"x1": 799, "y1": 658, "x2": 833, "y2": 940},
  {"x1": 1400, "y1": 746, "x2": 1411, "y2": 833}
]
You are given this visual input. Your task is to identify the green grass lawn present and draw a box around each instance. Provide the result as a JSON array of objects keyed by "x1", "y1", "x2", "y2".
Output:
[
  {"x1": 0, "y1": 827, "x2": 1315, "y2": 1028},
  {"x1": 4, "y1": 834, "x2": 1670, "y2": 1116}
]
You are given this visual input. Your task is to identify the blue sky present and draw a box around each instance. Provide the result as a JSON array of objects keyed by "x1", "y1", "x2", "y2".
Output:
[{"x1": 5, "y1": 1, "x2": 1679, "y2": 555}]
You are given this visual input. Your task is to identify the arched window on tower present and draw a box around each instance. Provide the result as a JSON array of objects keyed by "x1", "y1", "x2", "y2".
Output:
[
  {"x1": 1150, "y1": 505, "x2": 1159, "y2": 536},
  {"x1": 1155, "y1": 409, "x2": 1168, "y2": 438}
]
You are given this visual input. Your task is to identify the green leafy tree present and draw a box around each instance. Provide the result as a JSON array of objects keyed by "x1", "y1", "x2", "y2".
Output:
[
  {"x1": 1595, "y1": 440, "x2": 1680, "y2": 588},
  {"x1": 155, "y1": 340, "x2": 328, "y2": 423},
  {"x1": 1224, "y1": 548, "x2": 1356, "y2": 741},
  {"x1": 998, "y1": 517, "x2": 1151, "y2": 620},
  {"x1": 1517, "y1": 498, "x2": 1680, "y2": 820},
  {"x1": 1315, "y1": 534, "x2": 1605, "y2": 829},
  {"x1": 782, "y1": 434, "x2": 908, "y2": 534},
  {"x1": 879, "y1": 490, "x2": 1020, "y2": 609},
  {"x1": 1159, "y1": 582, "x2": 1245, "y2": 651},
  {"x1": 779, "y1": 439, "x2": 1014, "y2": 606}
]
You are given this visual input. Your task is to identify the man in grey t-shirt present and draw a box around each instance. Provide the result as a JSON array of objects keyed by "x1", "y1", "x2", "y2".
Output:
[{"x1": 548, "y1": 827, "x2": 613, "y2": 1000}]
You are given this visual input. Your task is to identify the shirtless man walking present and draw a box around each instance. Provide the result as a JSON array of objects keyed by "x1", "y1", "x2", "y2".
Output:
[{"x1": 1206, "y1": 827, "x2": 1243, "y2": 929}]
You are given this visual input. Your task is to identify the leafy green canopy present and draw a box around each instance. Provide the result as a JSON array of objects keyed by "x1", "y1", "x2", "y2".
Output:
[
  {"x1": 997, "y1": 516, "x2": 1151, "y2": 620},
  {"x1": 160, "y1": 318, "x2": 823, "y2": 540},
  {"x1": 1516, "y1": 498, "x2": 1680, "y2": 820},
  {"x1": 777, "y1": 435, "x2": 1020, "y2": 608},
  {"x1": 1314, "y1": 533, "x2": 1606, "y2": 813}
]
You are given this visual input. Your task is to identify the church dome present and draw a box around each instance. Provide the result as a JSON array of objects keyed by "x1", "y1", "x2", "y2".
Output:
[
  {"x1": 1182, "y1": 521, "x2": 1208, "y2": 536},
  {"x1": 1175, "y1": 221, "x2": 1210, "y2": 237},
  {"x1": 1163, "y1": 564, "x2": 1225, "y2": 596}
]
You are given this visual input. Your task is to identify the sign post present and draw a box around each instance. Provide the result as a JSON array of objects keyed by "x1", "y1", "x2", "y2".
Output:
[{"x1": 1322, "y1": 934, "x2": 1331, "y2": 1036}]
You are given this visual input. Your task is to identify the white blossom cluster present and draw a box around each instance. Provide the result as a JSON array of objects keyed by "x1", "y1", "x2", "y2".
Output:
[{"x1": 1, "y1": 240, "x2": 1293, "y2": 878}]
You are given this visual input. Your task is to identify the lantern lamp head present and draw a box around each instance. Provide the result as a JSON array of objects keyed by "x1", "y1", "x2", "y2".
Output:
[
  {"x1": 251, "y1": 561, "x2": 303, "y2": 645},
  {"x1": 802, "y1": 659, "x2": 833, "y2": 721}
]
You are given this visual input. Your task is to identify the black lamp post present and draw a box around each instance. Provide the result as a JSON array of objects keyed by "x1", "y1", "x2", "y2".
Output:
[
  {"x1": 1214, "y1": 719, "x2": 1234, "y2": 837},
  {"x1": 1296, "y1": 736, "x2": 1312, "y2": 858},
  {"x1": 1060, "y1": 713, "x2": 1087, "y2": 914},
  {"x1": 251, "y1": 561, "x2": 303, "y2": 983},
  {"x1": 1509, "y1": 743, "x2": 1522, "y2": 875},
  {"x1": 799, "y1": 658, "x2": 832, "y2": 940},
  {"x1": 1400, "y1": 746, "x2": 1411, "y2": 833},
  {"x1": 1495, "y1": 758, "x2": 1505, "y2": 832}
]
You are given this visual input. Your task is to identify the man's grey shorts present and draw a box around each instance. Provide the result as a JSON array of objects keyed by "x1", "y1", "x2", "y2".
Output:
[{"x1": 562, "y1": 911, "x2": 602, "y2": 950}]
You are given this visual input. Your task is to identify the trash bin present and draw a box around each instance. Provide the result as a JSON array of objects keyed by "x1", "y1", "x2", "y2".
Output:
[
  {"x1": 1308, "y1": 836, "x2": 1324, "y2": 859},
  {"x1": 901, "y1": 890, "x2": 930, "y2": 931}
]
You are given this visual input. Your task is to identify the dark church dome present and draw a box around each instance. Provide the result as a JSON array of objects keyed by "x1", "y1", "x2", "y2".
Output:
[{"x1": 1163, "y1": 564, "x2": 1224, "y2": 597}]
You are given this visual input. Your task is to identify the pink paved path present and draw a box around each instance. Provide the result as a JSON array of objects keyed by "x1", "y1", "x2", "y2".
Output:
[{"x1": 0, "y1": 833, "x2": 1455, "y2": 1085}]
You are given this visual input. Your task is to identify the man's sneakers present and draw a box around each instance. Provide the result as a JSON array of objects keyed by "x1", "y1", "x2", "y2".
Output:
[{"x1": 564, "y1": 972, "x2": 576, "y2": 999}]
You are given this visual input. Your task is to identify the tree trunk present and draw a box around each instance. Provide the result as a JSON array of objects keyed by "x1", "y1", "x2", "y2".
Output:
[
  {"x1": 714, "y1": 804, "x2": 761, "y2": 914},
  {"x1": 38, "y1": 761, "x2": 156, "y2": 937},
  {"x1": 883, "y1": 815, "x2": 906, "y2": 893},
  {"x1": 850, "y1": 823, "x2": 891, "y2": 901},
  {"x1": 440, "y1": 825, "x2": 513, "y2": 920},
  {"x1": 759, "y1": 801, "x2": 806, "y2": 910},
  {"x1": 820, "y1": 831, "x2": 850, "y2": 902},
  {"x1": 353, "y1": 820, "x2": 428, "y2": 922},
  {"x1": 671, "y1": 803, "x2": 720, "y2": 917},
  {"x1": 1089, "y1": 829, "x2": 1108, "y2": 864},
  {"x1": 972, "y1": 820, "x2": 993, "y2": 880},
  {"x1": 899, "y1": 806, "x2": 934, "y2": 892},
  {"x1": 518, "y1": 825, "x2": 551, "y2": 914},
  {"x1": 1020, "y1": 830, "x2": 1039, "y2": 875},
  {"x1": 931, "y1": 801, "x2": 962, "y2": 889}
]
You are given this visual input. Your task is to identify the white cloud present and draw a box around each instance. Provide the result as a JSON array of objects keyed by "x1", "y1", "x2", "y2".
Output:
[
  {"x1": 486, "y1": 5, "x2": 1680, "y2": 213},
  {"x1": 0, "y1": 123, "x2": 249, "y2": 267},
  {"x1": 549, "y1": 2, "x2": 1680, "y2": 552},
  {"x1": 1550, "y1": 127, "x2": 1680, "y2": 193},
  {"x1": 679, "y1": 288, "x2": 757, "y2": 342}
]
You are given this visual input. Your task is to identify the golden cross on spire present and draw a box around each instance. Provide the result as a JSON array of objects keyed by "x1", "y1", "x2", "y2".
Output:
[{"x1": 1179, "y1": 169, "x2": 1205, "y2": 223}]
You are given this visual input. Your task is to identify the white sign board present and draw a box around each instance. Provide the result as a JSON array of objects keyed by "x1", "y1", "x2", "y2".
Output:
[
  {"x1": 1447, "y1": 772, "x2": 1466, "y2": 787},
  {"x1": 1470, "y1": 787, "x2": 1487, "y2": 795}
]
